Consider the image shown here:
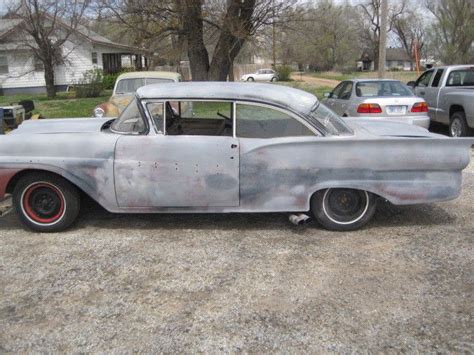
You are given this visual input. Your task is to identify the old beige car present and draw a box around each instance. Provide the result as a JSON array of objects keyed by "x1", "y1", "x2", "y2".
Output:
[{"x1": 93, "y1": 71, "x2": 182, "y2": 118}]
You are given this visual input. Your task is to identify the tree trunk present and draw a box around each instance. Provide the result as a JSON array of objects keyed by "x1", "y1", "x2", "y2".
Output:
[
  {"x1": 44, "y1": 61, "x2": 56, "y2": 99},
  {"x1": 183, "y1": 0, "x2": 210, "y2": 81}
]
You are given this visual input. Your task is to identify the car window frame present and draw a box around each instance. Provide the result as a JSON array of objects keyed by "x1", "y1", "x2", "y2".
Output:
[
  {"x1": 430, "y1": 69, "x2": 444, "y2": 87},
  {"x1": 142, "y1": 98, "x2": 323, "y2": 138}
]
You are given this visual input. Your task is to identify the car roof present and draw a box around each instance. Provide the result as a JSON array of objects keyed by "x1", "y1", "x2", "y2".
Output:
[
  {"x1": 117, "y1": 71, "x2": 181, "y2": 80},
  {"x1": 136, "y1": 82, "x2": 318, "y2": 114},
  {"x1": 430, "y1": 65, "x2": 474, "y2": 70},
  {"x1": 350, "y1": 79, "x2": 402, "y2": 83}
]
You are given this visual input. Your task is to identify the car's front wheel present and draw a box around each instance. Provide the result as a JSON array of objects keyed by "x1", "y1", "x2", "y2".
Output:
[
  {"x1": 247, "y1": 77, "x2": 255, "y2": 82},
  {"x1": 271, "y1": 77, "x2": 277, "y2": 82},
  {"x1": 311, "y1": 188, "x2": 377, "y2": 231},
  {"x1": 13, "y1": 173, "x2": 81, "y2": 233}
]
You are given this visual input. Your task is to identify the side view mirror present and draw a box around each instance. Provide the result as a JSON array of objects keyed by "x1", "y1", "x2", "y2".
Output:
[
  {"x1": 324, "y1": 92, "x2": 331, "y2": 98},
  {"x1": 406, "y1": 81, "x2": 416, "y2": 88}
]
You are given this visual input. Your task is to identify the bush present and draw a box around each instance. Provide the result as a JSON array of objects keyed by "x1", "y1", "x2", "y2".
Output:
[
  {"x1": 275, "y1": 65, "x2": 292, "y2": 81},
  {"x1": 102, "y1": 72, "x2": 120, "y2": 90},
  {"x1": 74, "y1": 68, "x2": 104, "y2": 98},
  {"x1": 389, "y1": 67, "x2": 401, "y2": 72}
]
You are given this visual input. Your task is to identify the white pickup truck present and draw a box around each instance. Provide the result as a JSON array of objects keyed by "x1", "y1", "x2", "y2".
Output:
[{"x1": 408, "y1": 65, "x2": 474, "y2": 137}]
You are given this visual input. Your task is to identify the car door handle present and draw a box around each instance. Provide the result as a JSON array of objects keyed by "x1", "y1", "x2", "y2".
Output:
[{"x1": 231, "y1": 144, "x2": 238, "y2": 149}]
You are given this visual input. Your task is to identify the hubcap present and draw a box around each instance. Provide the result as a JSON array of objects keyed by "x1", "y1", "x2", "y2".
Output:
[
  {"x1": 451, "y1": 119, "x2": 462, "y2": 137},
  {"x1": 323, "y1": 189, "x2": 369, "y2": 225}
]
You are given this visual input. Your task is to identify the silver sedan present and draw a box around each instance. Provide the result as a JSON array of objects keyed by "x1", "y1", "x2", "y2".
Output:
[{"x1": 322, "y1": 79, "x2": 430, "y2": 128}]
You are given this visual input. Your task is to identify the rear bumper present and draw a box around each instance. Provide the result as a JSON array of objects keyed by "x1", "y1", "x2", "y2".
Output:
[{"x1": 354, "y1": 115, "x2": 430, "y2": 129}]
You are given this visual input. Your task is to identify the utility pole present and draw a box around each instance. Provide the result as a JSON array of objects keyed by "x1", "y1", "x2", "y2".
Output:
[
  {"x1": 272, "y1": 0, "x2": 276, "y2": 67},
  {"x1": 378, "y1": 0, "x2": 388, "y2": 78}
]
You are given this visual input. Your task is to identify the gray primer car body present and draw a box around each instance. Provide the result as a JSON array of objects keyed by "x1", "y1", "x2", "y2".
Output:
[{"x1": 0, "y1": 82, "x2": 472, "y2": 216}]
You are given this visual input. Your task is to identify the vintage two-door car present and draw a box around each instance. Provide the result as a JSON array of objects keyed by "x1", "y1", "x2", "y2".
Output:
[{"x1": 0, "y1": 82, "x2": 472, "y2": 232}]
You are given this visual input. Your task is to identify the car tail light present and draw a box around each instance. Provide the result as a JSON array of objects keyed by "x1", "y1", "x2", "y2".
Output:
[
  {"x1": 357, "y1": 103, "x2": 383, "y2": 114},
  {"x1": 411, "y1": 102, "x2": 428, "y2": 113}
]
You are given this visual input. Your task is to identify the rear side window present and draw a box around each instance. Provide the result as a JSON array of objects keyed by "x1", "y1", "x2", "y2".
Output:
[
  {"x1": 355, "y1": 81, "x2": 412, "y2": 97},
  {"x1": 431, "y1": 69, "x2": 444, "y2": 87},
  {"x1": 446, "y1": 68, "x2": 474, "y2": 86},
  {"x1": 236, "y1": 104, "x2": 315, "y2": 138}
]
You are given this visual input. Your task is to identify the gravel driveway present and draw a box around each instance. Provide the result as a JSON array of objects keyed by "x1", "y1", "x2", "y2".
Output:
[{"x1": 1, "y1": 159, "x2": 473, "y2": 353}]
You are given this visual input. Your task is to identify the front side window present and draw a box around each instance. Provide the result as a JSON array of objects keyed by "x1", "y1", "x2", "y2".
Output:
[
  {"x1": 355, "y1": 81, "x2": 413, "y2": 97},
  {"x1": 147, "y1": 102, "x2": 164, "y2": 133},
  {"x1": 236, "y1": 103, "x2": 315, "y2": 139},
  {"x1": 111, "y1": 99, "x2": 146, "y2": 134},
  {"x1": 416, "y1": 70, "x2": 434, "y2": 87},
  {"x1": 0, "y1": 56, "x2": 8, "y2": 74},
  {"x1": 330, "y1": 82, "x2": 345, "y2": 99},
  {"x1": 339, "y1": 82, "x2": 353, "y2": 100},
  {"x1": 165, "y1": 101, "x2": 233, "y2": 136}
]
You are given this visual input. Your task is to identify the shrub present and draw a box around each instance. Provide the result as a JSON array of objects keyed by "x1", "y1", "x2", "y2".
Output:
[
  {"x1": 74, "y1": 68, "x2": 104, "y2": 98},
  {"x1": 275, "y1": 65, "x2": 292, "y2": 81},
  {"x1": 102, "y1": 72, "x2": 120, "y2": 90},
  {"x1": 389, "y1": 67, "x2": 401, "y2": 72}
]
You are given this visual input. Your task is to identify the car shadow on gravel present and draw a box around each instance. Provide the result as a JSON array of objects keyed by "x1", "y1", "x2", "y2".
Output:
[{"x1": 0, "y1": 198, "x2": 457, "y2": 233}]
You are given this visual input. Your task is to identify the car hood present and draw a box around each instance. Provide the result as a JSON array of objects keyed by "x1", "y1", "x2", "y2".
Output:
[
  {"x1": 344, "y1": 118, "x2": 438, "y2": 138},
  {"x1": 9, "y1": 118, "x2": 112, "y2": 135}
]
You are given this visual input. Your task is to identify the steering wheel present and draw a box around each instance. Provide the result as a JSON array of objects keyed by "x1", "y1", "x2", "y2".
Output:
[{"x1": 217, "y1": 112, "x2": 233, "y2": 135}]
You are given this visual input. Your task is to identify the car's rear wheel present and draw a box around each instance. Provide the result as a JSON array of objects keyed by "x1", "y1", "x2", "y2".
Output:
[
  {"x1": 449, "y1": 111, "x2": 471, "y2": 137},
  {"x1": 311, "y1": 188, "x2": 377, "y2": 231},
  {"x1": 271, "y1": 77, "x2": 277, "y2": 82},
  {"x1": 247, "y1": 77, "x2": 255, "y2": 82},
  {"x1": 13, "y1": 173, "x2": 80, "y2": 232}
]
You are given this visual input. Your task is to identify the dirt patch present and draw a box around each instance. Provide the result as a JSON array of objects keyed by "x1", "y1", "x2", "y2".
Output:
[{"x1": 291, "y1": 74, "x2": 340, "y2": 87}]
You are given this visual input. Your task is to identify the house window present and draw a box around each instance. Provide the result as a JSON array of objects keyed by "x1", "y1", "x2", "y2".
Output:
[
  {"x1": 0, "y1": 56, "x2": 8, "y2": 74},
  {"x1": 34, "y1": 57, "x2": 44, "y2": 71},
  {"x1": 92, "y1": 52, "x2": 98, "y2": 64}
]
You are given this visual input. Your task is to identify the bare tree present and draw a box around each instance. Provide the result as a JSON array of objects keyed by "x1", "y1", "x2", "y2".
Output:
[
  {"x1": 6, "y1": 0, "x2": 91, "y2": 98},
  {"x1": 99, "y1": 0, "x2": 295, "y2": 81},
  {"x1": 426, "y1": 0, "x2": 474, "y2": 64},
  {"x1": 359, "y1": 0, "x2": 407, "y2": 70},
  {"x1": 393, "y1": 11, "x2": 425, "y2": 70}
]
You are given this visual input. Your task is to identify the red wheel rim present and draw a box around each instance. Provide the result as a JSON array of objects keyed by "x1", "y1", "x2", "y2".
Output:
[{"x1": 22, "y1": 182, "x2": 65, "y2": 224}]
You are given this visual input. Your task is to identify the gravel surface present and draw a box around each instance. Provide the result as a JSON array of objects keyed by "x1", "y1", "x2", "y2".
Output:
[{"x1": 1, "y1": 159, "x2": 473, "y2": 353}]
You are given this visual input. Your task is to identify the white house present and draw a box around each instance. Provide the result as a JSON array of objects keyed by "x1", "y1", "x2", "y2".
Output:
[
  {"x1": 0, "y1": 18, "x2": 147, "y2": 95},
  {"x1": 357, "y1": 48, "x2": 413, "y2": 71}
]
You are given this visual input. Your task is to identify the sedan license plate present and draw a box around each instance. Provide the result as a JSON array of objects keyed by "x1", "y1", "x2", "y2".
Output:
[{"x1": 387, "y1": 105, "x2": 407, "y2": 115}]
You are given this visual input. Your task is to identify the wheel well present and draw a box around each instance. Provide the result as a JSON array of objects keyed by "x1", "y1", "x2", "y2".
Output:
[
  {"x1": 449, "y1": 105, "x2": 464, "y2": 119},
  {"x1": 6, "y1": 169, "x2": 81, "y2": 195}
]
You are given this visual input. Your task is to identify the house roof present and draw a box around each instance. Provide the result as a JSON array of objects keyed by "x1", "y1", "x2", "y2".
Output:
[
  {"x1": 0, "y1": 18, "x2": 144, "y2": 53},
  {"x1": 359, "y1": 48, "x2": 412, "y2": 62}
]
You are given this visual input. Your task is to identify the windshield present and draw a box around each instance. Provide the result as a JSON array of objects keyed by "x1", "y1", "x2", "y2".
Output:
[
  {"x1": 356, "y1": 81, "x2": 413, "y2": 97},
  {"x1": 111, "y1": 98, "x2": 146, "y2": 134},
  {"x1": 115, "y1": 78, "x2": 175, "y2": 94},
  {"x1": 307, "y1": 103, "x2": 353, "y2": 136}
]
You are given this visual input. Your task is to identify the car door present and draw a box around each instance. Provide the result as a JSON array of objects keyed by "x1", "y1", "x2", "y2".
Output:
[
  {"x1": 423, "y1": 68, "x2": 444, "y2": 122},
  {"x1": 255, "y1": 70, "x2": 265, "y2": 81},
  {"x1": 114, "y1": 100, "x2": 240, "y2": 208},
  {"x1": 324, "y1": 82, "x2": 345, "y2": 111},
  {"x1": 331, "y1": 81, "x2": 352, "y2": 116},
  {"x1": 414, "y1": 69, "x2": 434, "y2": 99}
]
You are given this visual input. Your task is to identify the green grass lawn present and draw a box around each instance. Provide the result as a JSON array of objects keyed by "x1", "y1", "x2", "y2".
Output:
[
  {"x1": 275, "y1": 82, "x2": 333, "y2": 100},
  {"x1": 0, "y1": 91, "x2": 112, "y2": 118}
]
